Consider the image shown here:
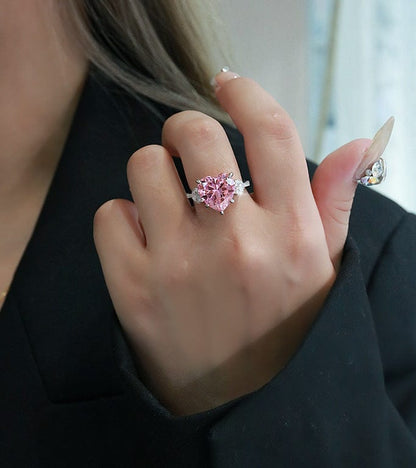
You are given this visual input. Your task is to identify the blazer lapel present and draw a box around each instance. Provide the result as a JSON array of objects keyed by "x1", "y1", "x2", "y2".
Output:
[{"x1": 7, "y1": 68, "x2": 166, "y2": 402}]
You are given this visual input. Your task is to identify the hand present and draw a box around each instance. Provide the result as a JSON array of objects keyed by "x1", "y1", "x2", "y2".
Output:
[{"x1": 93, "y1": 71, "x2": 374, "y2": 416}]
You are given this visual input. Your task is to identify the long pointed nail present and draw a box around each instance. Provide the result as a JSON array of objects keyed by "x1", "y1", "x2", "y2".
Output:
[{"x1": 355, "y1": 116, "x2": 394, "y2": 184}]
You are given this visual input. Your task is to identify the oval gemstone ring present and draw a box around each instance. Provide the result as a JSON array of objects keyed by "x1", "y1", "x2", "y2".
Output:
[{"x1": 186, "y1": 172, "x2": 250, "y2": 214}]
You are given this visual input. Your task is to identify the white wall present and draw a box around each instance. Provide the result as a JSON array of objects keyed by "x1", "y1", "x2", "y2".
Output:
[{"x1": 217, "y1": 1, "x2": 416, "y2": 213}]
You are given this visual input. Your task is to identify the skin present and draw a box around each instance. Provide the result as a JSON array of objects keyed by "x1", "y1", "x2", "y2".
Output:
[
  {"x1": 0, "y1": 0, "x2": 87, "y2": 306},
  {"x1": 3, "y1": 1, "x2": 373, "y2": 416},
  {"x1": 94, "y1": 72, "x2": 373, "y2": 416}
]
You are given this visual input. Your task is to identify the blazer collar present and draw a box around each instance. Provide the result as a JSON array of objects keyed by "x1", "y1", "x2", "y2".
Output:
[{"x1": 7, "y1": 68, "x2": 167, "y2": 402}]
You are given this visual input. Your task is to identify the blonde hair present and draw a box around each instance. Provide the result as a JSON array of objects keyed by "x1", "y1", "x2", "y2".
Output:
[{"x1": 61, "y1": 0, "x2": 229, "y2": 120}]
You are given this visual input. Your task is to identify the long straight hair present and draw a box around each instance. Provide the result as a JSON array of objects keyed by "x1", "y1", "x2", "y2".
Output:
[{"x1": 60, "y1": 0, "x2": 229, "y2": 120}]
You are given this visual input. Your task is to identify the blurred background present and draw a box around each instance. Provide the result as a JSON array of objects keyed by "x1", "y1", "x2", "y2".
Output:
[{"x1": 217, "y1": 0, "x2": 416, "y2": 213}]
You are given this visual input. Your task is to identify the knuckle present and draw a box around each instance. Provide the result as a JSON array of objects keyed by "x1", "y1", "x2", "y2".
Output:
[
  {"x1": 236, "y1": 248, "x2": 270, "y2": 296},
  {"x1": 93, "y1": 199, "x2": 117, "y2": 227},
  {"x1": 333, "y1": 197, "x2": 353, "y2": 214},
  {"x1": 282, "y1": 212, "x2": 314, "y2": 257},
  {"x1": 254, "y1": 111, "x2": 297, "y2": 142},
  {"x1": 93, "y1": 199, "x2": 123, "y2": 247},
  {"x1": 332, "y1": 196, "x2": 352, "y2": 216},
  {"x1": 292, "y1": 233, "x2": 317, "y2": 260},
  {"x1": 180, "y1": 116, "x2": 222, "y2": 146},
  {"x1": 157, "y1": 257, "x2": 191, "y2": 290},
  {"x1": 164, "y1": 109, "x2": 203, "y2": 127},
  {"x1": 240, "y1": 246, "x2": 269, "y2": 277},
  {"x1": 223, "y1": 230, "x2": 269, "y2": 280},
  {"x1": 127, "y1": 145, "x2": 165, "y2": 173},
  {"x1": 326, "y1": 202, "x2": 351, "y2": 229},
  {"x1": 165, "y1": 111, "x2": 223, "y2": 147},
  {"x1": 284, "y1": 224, "x2": 324, "y2": 278}
]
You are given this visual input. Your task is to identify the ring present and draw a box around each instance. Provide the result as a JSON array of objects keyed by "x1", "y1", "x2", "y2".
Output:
[
  {"x1": 356, "y1": 157, "x2": 386, "y2": 186},
  {"x1": 186, "y1": 172, "x2": 250, "y2": 214}
]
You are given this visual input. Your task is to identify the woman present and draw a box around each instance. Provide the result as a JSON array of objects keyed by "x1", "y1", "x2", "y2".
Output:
[{"x1": 1, "y1": 1, "x2": 415, "y2": 467}]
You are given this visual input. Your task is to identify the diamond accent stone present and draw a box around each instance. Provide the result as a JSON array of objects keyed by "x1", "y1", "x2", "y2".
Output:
[
  {"x1": 191, "y1": 187, "x2": 203, "y2": 203},
  {"x1": 359, "y1": 175, "x2": 381, "y2": 186},
  {"x1": 234, "y1": 180, "x2": 246, "y2": 196},
  {"x1": 371, "y1": 159, "x2": 384, "y2": 178},
  {"x1": 359, "y1": 175, "x2": 371, "y2": 186},
  {"x1": 196, "y1": 173, "x2": 236, "y2": 212},
  {"x1": 357, "y1": 157, "x2": 386, "y2": 186}
]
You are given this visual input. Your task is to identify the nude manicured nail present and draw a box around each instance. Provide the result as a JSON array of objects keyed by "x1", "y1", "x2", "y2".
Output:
[
  {"x1": 354, "y1": 116, "x2": 394, "y2": 183},
  {"x1": 210, "y1": 67, "x2": 240, "y2": 91}
]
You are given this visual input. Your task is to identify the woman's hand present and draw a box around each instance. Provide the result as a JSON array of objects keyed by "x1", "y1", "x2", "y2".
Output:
[{"x1": 93, "y1": 71, "x2": 380, "y2": 416}]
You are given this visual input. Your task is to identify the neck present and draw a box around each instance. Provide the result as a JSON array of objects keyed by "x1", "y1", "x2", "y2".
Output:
[
  {"x1": 0, "y1": 0, "x2": 88, "y2": 202},
  {"x1": 0, "y1": 1, "x2": 88, "y2": 300}
]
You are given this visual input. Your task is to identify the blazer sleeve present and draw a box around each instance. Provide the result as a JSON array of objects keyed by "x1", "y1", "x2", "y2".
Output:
[
  {"x1": 111, "y1": 115, "x2": 416, "y2": 465},
  {"x1": 206, "y1": 212, "x2": 416, "y2": 467},
  {"x1": 115, "y1": 208, "x2": 416, "y2": 467}
]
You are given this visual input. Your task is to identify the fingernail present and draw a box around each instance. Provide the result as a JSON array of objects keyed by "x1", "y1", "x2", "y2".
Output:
[
  {"x1": 210, "y1": 66, "x2": 240, "y2": 91},
  {"x1": 355, "y1": 116, "x2": 394, "y2": 185}
]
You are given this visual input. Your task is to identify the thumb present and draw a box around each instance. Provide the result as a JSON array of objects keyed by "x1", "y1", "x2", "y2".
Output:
[{"x1": 312, "y1": 117, "x2": 394, "y2": 268}]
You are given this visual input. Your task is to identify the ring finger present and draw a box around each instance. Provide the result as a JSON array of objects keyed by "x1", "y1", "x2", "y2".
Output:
[{"x1": 162, "y1": 110, "x2": 253, "y2": 218}]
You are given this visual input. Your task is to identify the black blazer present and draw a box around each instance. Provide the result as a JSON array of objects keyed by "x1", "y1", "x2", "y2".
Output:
[{"x1": 1, "y1": 69, "x2": 416, "y2": 467}]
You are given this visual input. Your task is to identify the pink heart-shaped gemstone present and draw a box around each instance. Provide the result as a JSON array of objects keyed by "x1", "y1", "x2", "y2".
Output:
[{"x1": 197, "y1": 173, "x2": 236, "y2": 212}]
